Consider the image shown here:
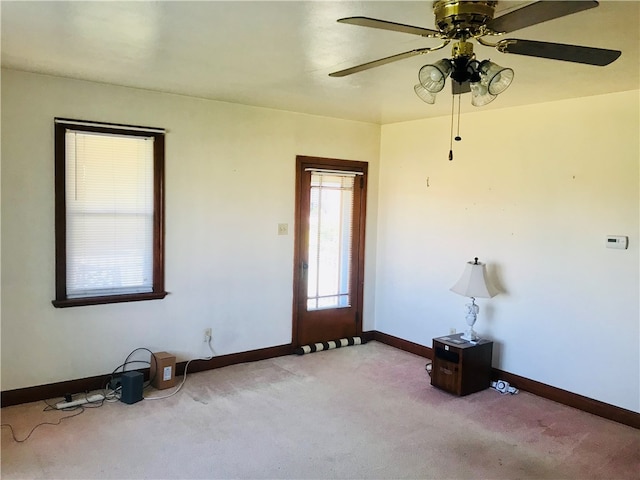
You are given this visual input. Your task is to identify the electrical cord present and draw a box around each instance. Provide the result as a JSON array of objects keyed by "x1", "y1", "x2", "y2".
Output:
[
  {"x1": 103, "y1": 360, "x2": 151, "y2": 401},
  {"x1": 1, "y1": 391, "x2": 105, "y2": 443},
  {"x1": 2, "y1": 407, "x2": 85, "y2": 443},
  {"x1": 123, "y1": 348, "x2": 158, "y2": 387},
  {"x1": 3, "y1": 343, "x2": 214, "y2": 441},
  {"x1": 144, "y1": 338, "x2": 215, "y2": 400},
  {"x1": 103, "y1": 361, "x2": 146, "y2": 402},
  {"x1": 102, "y1": 348, "x2": 160, "y2": 400}
]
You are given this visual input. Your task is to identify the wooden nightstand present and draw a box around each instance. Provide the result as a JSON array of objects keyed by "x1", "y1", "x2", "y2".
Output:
[{"x1": 430, "y1": 333, "x2": 493, "y2": 396}]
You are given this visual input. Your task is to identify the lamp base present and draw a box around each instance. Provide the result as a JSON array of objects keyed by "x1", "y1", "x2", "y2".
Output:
[{"x1": 460, "y1": 329, "x2": 478, "y2": 342}]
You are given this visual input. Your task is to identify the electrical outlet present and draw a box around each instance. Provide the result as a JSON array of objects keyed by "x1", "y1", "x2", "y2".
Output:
[{"x1": 204, "y1": 328, "x2": 212, "y2": 342}]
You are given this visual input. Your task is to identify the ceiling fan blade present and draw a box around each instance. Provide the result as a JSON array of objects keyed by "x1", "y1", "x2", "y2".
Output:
[
  {"x1": 487, "y1": 1, "x2": 598, "y2": 34},
  {"x1": 329, "y1": 48, "x2": 432, "y2": 77},
  {"x1": 452, "y1": 81, "x2": 471, "y2": 95},
  {"x1": 338, "y1": 17, "x2": 440, "y2": 37},
  {"x1": 499, "y1": 39, "x2": 621, "y2": 66}
]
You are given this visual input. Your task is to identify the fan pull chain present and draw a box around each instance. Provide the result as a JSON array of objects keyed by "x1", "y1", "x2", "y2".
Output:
[
  {"x1": 449, "y1": 93, "x2": 455, "y2": 161},
  {"x1": 449, "y1": 93, "x2": 462, "y2": 161},
  {"x1": 455, "y1": 94, "x2": 462, "y2": 142}
]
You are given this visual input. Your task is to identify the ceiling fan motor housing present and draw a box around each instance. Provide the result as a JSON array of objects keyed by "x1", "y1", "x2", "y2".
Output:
[{"x1": 433, "y1": 0, "x2": 497, "y2": 38}]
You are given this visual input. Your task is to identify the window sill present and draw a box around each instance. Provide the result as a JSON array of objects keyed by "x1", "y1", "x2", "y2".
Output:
[{"x1": 52, "y1": 291, "x2": 168, "y2": 308}]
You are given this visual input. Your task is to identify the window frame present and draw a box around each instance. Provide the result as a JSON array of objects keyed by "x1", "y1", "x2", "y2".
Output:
[{"x1": 52, "y1": 118, "x2": 166, "y2": 308}]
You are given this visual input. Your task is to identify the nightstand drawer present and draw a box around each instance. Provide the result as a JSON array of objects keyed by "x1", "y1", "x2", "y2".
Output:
[{"x1": 432, "y1": 358, "x2": 460, "y2": 394}]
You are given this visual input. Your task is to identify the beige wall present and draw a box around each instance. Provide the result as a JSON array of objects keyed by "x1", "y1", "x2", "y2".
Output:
[
  {"x1": 2, "y1": 68, "x2": 638, "y2": 414},
  {"x1": 0, "y1": 69, "x2": 380, "y2": 390},
  {"x1": 376, "y1": 90, "x2": 639, "y2": 412}
]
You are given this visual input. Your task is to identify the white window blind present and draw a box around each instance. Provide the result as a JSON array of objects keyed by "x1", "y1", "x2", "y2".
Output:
[
  {"x1": 307, "y1": 172, "x2": 354, "y2": 310},
  {"x1": 65, "y1": 129, "x2": 154, "y2": 298}
]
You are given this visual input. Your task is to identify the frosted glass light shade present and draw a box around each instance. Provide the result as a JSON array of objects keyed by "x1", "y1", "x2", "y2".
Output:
[
  {"x1": 479, "y1": 60, "x2": 514, "y2": 95},
  {"x1": 414, "y1": 83, "x2": 437, "y2": 104},
  {"x1": 418, "y1": 59, "x2": 452, "y2": 93},
  {"x1": 470, "y1": 81, "x2": 496, "y2": 107}
]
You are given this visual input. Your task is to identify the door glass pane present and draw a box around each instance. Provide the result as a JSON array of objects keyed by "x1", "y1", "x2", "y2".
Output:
[{"x1": 307, "y1": 173, "x2": 354, "y2": 311}]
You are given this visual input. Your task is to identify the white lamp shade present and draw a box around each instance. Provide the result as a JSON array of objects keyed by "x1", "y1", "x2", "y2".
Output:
[{"x1": 450, "y1": 259, "x2": 498, "y2": 298}]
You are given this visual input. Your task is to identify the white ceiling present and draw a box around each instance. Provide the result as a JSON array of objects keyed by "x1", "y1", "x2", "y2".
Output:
[{"x1": 1, "y1": 1, "x2": 638, "y2": 124}]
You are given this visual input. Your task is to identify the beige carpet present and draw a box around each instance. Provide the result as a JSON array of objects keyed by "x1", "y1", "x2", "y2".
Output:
[{"x1": 2, "y1": 341, "x2": 639, "y2": 479}]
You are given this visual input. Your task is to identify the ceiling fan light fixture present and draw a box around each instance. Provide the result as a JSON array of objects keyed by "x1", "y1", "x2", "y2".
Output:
[
  {"x1": 470, "y1": 81, "x2": 496, "y2": 106},
  {"x1": 479, "y1": 60, "x2": 514, "y2": 95},
  {"x1": 414, "y1": 83, "x2": 437, "y2": 104},
  {"x1": 468, "y1": 68, "x2": 481, "y2": 84},
  {"x1": 450, "y1": 56, "x2": 473, "y2": 83},
  {"x1": 418, "y1": 59, "x2": 452, "y2": 93}
]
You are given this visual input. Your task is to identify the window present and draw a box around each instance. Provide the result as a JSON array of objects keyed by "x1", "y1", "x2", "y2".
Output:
[
  {"x1": 307, "y1": 172, "x2": 356, "y2": 310},
  {"x1": 53, "y1": 118, "x2": 166, "y2": 307}
]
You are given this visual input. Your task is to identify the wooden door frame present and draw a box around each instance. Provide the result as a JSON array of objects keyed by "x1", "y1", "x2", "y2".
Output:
[{"x1": 292, "y1": 155, "x2": 368, "y2": 347}]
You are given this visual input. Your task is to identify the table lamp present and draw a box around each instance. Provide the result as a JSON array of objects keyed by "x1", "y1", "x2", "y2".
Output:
[{"x1": 450, "y1": 257, "x2": 498, "y2": 341}]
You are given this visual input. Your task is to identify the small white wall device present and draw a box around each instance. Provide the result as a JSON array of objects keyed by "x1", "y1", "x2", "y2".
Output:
[
  {"x1": 491, "y1": 380, "x2": 518, "y2": 395},
  {"x1": 606, "y1": 235, "x2": 628, "y2": 249}
]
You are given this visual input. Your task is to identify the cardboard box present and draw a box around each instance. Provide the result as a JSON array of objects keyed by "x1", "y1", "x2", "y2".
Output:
[{"x1": 150, "y1": 351, "x2": 176, "y2": 390}]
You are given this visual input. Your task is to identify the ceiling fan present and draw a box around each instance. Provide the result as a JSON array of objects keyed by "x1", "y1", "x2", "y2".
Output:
[{"x1": 329, "y1": 1, "x2": 622, "y2": 106}]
